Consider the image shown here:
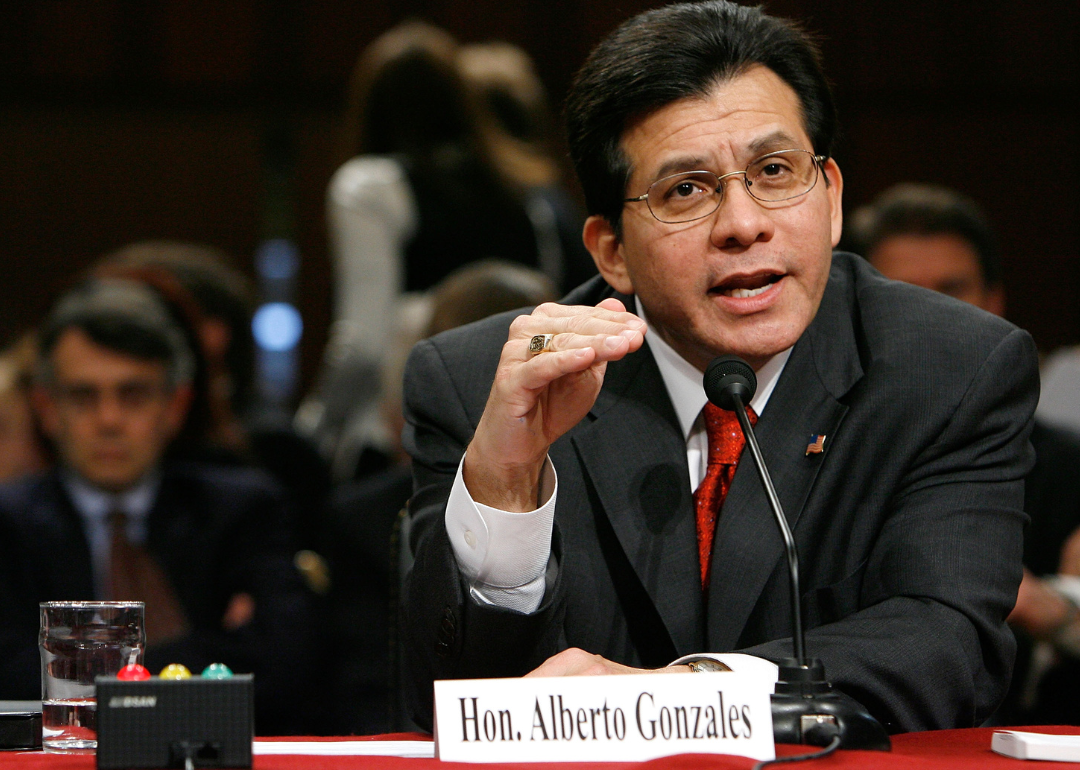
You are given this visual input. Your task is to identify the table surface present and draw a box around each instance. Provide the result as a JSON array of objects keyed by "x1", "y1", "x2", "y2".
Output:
[
  {"x1": 0, "y1": 703, "x2": 38, "y2": 713},
  {"x1": 3, "y1": 726, "x2": 1080, "y2": 768}
]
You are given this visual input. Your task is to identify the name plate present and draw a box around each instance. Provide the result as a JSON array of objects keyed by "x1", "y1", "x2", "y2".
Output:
[{"x1": 434, "y1": 667, "x2": 775, "y2": 763}]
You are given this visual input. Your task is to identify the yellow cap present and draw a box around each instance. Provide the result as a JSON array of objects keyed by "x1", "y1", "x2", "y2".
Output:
[{"x1": 159, "y1": 663, "x2": 193, "y2": 680}]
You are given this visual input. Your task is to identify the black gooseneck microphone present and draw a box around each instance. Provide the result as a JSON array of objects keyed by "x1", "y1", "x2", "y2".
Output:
[{"x1": 703, "y1": 355, "x2": 890, "y2": 751}]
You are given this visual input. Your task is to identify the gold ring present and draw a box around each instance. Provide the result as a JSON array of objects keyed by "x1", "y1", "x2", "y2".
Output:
[{"x1": 529, "y1": 334, "x2": 555, "y2": 355}]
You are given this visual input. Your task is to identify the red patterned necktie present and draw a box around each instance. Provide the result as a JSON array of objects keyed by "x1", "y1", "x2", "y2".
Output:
[
  {"x1": 108, "y1": 510, "x2": 189, "y2": 645},
  {"x1": 694, "y1": 402, "x2": 757, "y2": 589}
]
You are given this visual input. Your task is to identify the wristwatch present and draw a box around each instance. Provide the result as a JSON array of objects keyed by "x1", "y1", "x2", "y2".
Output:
[{"x1": 676, "y1": 656, "x2": 732, "y2": 673}]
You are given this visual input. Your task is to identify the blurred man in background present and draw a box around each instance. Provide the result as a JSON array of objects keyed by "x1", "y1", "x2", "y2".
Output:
[
  {"x1": 0, "y1": 278, "x2": 315, "y2": 733},
  {"x1": 851, "y1": 182, "x2": 1080, "y2": 724},
  {"x1": 98, "y1": 241, "x2": 333, "y2": 554}
]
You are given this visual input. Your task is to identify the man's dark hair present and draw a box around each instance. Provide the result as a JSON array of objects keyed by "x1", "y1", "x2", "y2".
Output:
[
  {"x1": 565, "y1": 0, "x2": 837, "y2": 234},
  {"x1": 341, "y1": 21, "x2": 476, "y2": 164},
  {"x1": 848, "y1": 183, "x2": 1002, "y2": 287},
  {"x1": 101, "y1": 240, "x2": 256, "y2": 413},
  {"x1": 37, "y1": 278, "x2": 195, "y2": 389}
]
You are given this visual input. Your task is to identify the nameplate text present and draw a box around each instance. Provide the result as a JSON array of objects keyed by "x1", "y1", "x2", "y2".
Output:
[{"x1": 434, "y1": 670, "x2": 774, "y2": 763}]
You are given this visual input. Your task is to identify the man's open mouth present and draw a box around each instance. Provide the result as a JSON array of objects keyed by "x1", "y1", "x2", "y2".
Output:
[{"x1": 711, "y1": 273, "x2": 783, "y2": 299}]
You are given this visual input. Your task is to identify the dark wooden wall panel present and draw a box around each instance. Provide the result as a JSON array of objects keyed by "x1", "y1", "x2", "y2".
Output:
[
  {"x1": 0, "y1": 107, "x2": 262, "y2": 337},
  {"x1": 842, "y1": 109, "x2": 1078, "y2": 348},
  {"x1": 1, "y1": 0, "x2": 1076, "y2": 397}
]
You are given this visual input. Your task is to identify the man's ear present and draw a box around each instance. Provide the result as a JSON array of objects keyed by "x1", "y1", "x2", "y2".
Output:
[
  {"x1": 583, "y1": 215, "x2": 634, "y2": 295},
  {"x1": 163, "y1": 383, "x2": 194, "y2": 439},
  {"x1": 823, "y1": 158, "x2": 844, "y2": 247},
  {"x1": 31, "y1": 384, "x2": 60, "y2": 439}
]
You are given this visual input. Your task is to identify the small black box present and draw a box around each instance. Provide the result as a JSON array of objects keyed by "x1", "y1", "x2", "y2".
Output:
[
  {"x1": 0, "y1": 711, "x2": 42, "y2": 751},
  {"x1": 96, "y1": 676, "x2": 253, "y2": 769}
]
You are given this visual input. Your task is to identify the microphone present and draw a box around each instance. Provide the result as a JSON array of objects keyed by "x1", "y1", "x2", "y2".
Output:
[{"x1": 703, "y1": 355, "x2": 890, "y2": 751}]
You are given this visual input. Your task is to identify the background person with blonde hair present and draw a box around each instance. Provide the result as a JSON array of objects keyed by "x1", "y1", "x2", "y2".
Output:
[{"x1": 299, "y1": 22, "x2": 591, "y2": 481}]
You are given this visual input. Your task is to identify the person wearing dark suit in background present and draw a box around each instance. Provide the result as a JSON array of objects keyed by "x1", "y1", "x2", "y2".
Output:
[
  {"x1": 849, "y1": 182, "x2": 1080, "y2": 725},
  {"x1": 322, "y1": 260, "x2": 559, "y2": 734},
  {"x1": 400, "y1": 0, "x2": 1037, "y2": 734},
  {"x1": 0, "y1": 278, "x2": 315, "y2": 734},
  {"x1": 97, "y1": 241, "x2": 333, "y2": 557}
]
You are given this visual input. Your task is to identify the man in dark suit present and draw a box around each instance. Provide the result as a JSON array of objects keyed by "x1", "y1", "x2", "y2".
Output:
[
  {"x1": 0, "y1": 278, "x2": 315, "y2": 734},
  {"x1": 851, "y1": 182, "x2": 1080, "y2": 724},
  {"x1": 400, "y1": 0, "x2": 1037, "y2": 735}
]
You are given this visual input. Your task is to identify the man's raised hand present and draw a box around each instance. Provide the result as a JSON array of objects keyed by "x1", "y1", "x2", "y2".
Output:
[
  {"x1": 524, "y1": 648, "x2": 691, "y2": 677},
  {"x1": 463, "y1": 297, "x2": 645, "y2": 512}
]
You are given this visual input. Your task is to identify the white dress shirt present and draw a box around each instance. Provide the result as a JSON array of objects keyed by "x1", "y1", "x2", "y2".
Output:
[
  {"x1": 326, "y1": 155, "x2": 419, "y2": 365},
  {"x1": 444, "y1": 299, "x2": 792, "y2": 616}
]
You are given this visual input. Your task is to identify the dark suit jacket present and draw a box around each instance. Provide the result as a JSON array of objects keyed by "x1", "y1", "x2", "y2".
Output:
[
  {"x1": 998, "y1": 420, "x2": 1080, "y2": 725},
  {"x1": 1023, "y1": 420, "x2": 1080, "y2": 577},
  {"x1": 0, "y1": 462, "x2": 317, "y2": 735},
  {"x1": 400, "y1": 251, "x2": 1037, "y2": 734},
  {"x1": 319, "y1": 464, "x2": 414, "y2": 735}
]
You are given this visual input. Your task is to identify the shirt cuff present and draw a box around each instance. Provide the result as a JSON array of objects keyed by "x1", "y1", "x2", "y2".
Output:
[
  {"x1": 668, "y1": 653, "x2": 779, "y2": 682},
  {"x1": 445, "y1": 452, "x2": 557, "y2": 614}
]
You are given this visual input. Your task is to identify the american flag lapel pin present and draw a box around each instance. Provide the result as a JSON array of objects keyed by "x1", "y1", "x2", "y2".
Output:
[{"x1": 805, "y1": 434, "x2": 826, "y2": 456}]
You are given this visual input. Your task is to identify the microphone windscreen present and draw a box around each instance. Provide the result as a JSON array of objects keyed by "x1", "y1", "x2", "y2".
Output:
[{"x1": 703, "y1": 355, "x2": 757, "y2": 410}]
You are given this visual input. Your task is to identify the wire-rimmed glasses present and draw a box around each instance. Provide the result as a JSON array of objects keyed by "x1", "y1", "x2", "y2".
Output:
[{"x1": 624, "y1": 149, "x2": 827, "y2": 224}]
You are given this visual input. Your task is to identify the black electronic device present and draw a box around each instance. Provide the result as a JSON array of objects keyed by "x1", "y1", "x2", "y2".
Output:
[
  {"x1": 95, "y1": 675, "x2": 253, "y2": 769},
  {"x1": 703, "y1": 355, "x2": 891, "y2": 751},
  {"x1": 0, "y1": 711, "x2": 42, "y2": 751}
]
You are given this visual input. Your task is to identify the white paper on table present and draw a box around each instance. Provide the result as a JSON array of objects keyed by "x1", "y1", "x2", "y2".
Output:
[
  {"x1": 252, "y1": 740, "x2": 435, "y2": 758},
  {"x1": 992, "y1": 730, "x2": 1080, "y2": 762}
]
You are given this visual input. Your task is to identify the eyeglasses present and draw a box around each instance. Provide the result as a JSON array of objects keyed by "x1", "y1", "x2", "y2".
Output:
[
  {"x1": 54, "y1": 380, "x2": 170, "y2": 413},
  {"x1": 624, "y1": 149, "x2": 827, "y2": 224}
]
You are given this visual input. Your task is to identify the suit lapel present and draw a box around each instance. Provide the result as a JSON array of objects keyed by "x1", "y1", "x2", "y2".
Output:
[
  {"x1": 571, "y1": 341, "x2": 705, "y2": 655},
  {"x1": 705, "y1": 259, "x2": 865, "y2": 650},
  {"x1": 40, "y1": 476, "x2": 97, "y2": 600}
]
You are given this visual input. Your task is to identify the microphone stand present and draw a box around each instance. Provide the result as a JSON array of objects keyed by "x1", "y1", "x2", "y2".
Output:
[
  {"x1": 714, "y1": 367, "x2": 890, "y2": 751},
  {"x1": 729, "y1": 393, "x2": 805, "y2": 664}
]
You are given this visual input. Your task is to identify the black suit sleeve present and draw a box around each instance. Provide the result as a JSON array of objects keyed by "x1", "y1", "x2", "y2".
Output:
[
  {"x1": 0, "y1": 506, "x2": 39, "y2": 699},
  {"x1": 1023, "y1": 421, "x2": 1080, "y2": 576},
  {"x1": 400, "y1": 337, "x2": 566, "y2": 730},
  {"x1": 744, "y1": 327, "x2": 1037, "y2": 732}
]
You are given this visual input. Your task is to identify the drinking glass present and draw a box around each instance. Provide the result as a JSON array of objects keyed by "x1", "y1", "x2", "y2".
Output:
[{"x1": 38, "y1": 601, "x2": 145, "y2": 753}]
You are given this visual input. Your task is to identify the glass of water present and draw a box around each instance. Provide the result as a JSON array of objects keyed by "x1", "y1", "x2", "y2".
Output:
[{"x1": 39, "y1": 601, "x2": 145, "y2": 753}]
